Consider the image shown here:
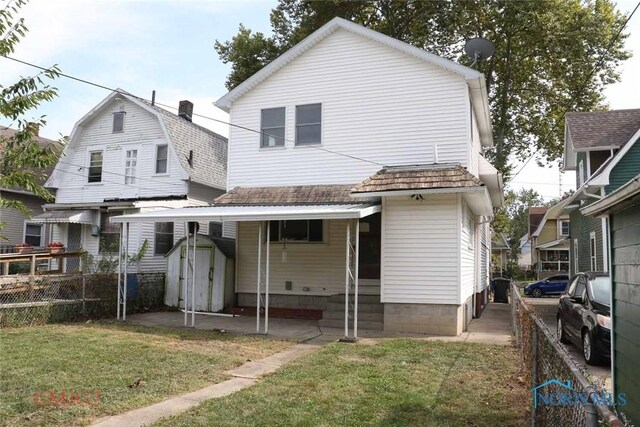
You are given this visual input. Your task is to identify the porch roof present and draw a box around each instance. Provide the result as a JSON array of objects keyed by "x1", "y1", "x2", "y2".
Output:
[
  {"x1": 536, "y1": 238, "x2": 570, "y2": 250},
  {"x1": 110, "y1": 203, "x2": 381, "y2": 224}
]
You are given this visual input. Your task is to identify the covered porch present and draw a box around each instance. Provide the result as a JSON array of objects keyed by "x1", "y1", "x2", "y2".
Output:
[{"x1": 112, "y1": 203, "x2": 381, "y2": 340}]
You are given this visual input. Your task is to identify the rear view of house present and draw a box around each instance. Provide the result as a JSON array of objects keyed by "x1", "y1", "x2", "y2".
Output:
[{"x1": 39, "y1": 91, "x2": 228, "y2": 272}]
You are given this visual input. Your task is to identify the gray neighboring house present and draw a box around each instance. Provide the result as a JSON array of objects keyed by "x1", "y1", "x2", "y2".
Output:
[{"x1": 0, "y1": 127, "x2": 60, "y2": 255}]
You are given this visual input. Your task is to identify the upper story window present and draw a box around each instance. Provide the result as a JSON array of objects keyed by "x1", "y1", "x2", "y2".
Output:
[
  {"x1": 560, "y1": 220, "x2": 570, "y2": 236},
  {"x1": 261, "y1": 107, "x2": 285, "y2": 148},
  {"x1": 88, "y1": 150, "x2": 103, "y2": 183},
  {"x1": 112, "y1": 111, "x2": 125, "y2": 133},
  {"x1": 125, "y1": 149, "x2": 137, "y2": 184},
  {"x1": 295, "y1": 103, "x2": 321, "y2": 145},
  {"x1": 155, "y1": 145, "x2": 168, "y2": 174},
  {"x1": 268, "y1": 220, "x2": 323, "y2": 242}
]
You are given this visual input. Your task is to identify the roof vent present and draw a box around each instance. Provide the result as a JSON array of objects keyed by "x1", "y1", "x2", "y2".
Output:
[{"x1": 178, "y1": 100, "x2": 193, "y2": 122}]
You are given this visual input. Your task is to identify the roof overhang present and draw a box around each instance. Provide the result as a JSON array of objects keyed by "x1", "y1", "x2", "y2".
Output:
[
  {"x1": 581, "y1": 175, "x2": 640, "y2": 217},
  {"x1": 31, "y1": 210, "x2": 97, "y2": 225},
  {"x1": 111, "y1": 203, "x2": 381, "y2": 224},
  {"x1": 536, "y1": 238, "x2": 570, "y2": 250},
  {"x1": 478, "y1": 156, "x2": 503, "y2": 207}
]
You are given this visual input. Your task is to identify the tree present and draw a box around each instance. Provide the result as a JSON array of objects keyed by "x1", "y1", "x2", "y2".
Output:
[
  {"x1": 493, "y1": 188, "x2": 545, "y2": 260},
  {"x1": 0, "y1": 0, "x2": 62, "y2": 232},
  {"x1": 215, "y1": 0, "x2": 630, "y2": 176}
]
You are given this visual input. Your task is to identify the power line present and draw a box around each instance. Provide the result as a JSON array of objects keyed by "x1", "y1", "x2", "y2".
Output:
[
  {"x1": 508, "y1": 0, "x2": 639, "y2": 182},
  {"x1": 2, "y1": 56, "x2": 385, "y2": 167}
]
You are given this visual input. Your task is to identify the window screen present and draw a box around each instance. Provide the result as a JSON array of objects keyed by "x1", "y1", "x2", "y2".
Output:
[
  {"x1": 24, "y1": 224, "x2": 42, "y2": 247},
  {"x1": 88, "y1": 151, "x2": 103, "y2": 183},
  {"x1": 261, "y1": 107, "x2": 285, "y2": 147},
  {"x1": 295, "y1": 104, "x2": 321, "y2": 145},
  {"x1": 113, "y1": 111, "x2": 125, "y2": 133},
  {"x1": 156, "y1": 145, "x2": 168, "y2": 174}
]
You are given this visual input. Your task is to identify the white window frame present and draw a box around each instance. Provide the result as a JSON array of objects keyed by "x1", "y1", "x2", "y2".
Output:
[
  {"x1": 155, "y1": 144, "x2": 169, "y2": 175},
  {"x1": 112, "y1": 110, "x2": 126, "y2": 133},
  {"x1": 260, "y1": 107, "x2": 286, "y2": 148},
  {"x1": 559, "y1": 220, "x2": 570, "y2": 237},
  {"x1": 124, "y1": 148, "x2": 138, "y2": 184},
  {"x1": 87, "y1": 149, "x2": 104, "y2": 184},
  {"x1": 23, "y1": 221, "x2": 44, "y2": 247},
  {"x1": 589, "y1": 231, "x2": 597, "y2": 271},
  {"x1": 154, "y1": 222, "x2": 174, "y2": 255},
  {"x1": 295, "y1": 103, "x2": 322, "y2": 146}
]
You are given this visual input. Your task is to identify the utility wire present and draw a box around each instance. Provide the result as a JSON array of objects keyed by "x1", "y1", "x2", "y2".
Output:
[
  {"x1": 508, "y1": 0, "x2": 640, "y2": 183},
  {"x1": 2, "y1": 56, "x2": 385, "y2": 167}
]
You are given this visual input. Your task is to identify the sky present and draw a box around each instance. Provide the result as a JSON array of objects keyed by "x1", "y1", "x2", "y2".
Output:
[{"x1": 1, "y1": 0, "x2": 639, "y2": 202}]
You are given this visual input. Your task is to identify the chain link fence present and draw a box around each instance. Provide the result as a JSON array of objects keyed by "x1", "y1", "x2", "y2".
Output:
[
  {"x1": 0, "y1": 272, "x2": 165, "y2": 328},
  {"x1": 510, "y1": 281, "x2": 629, "y2": 427}
]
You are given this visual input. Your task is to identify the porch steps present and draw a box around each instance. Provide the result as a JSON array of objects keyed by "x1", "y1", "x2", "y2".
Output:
[{"x1": 319, "y1": 294, "x2": 384, "y2": 331}]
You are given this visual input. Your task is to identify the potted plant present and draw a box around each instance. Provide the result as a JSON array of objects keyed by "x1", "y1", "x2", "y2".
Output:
[
  {"x1": 15, "y1": 242, "x2": 34, "y2": 254},
  {"x1": 47, "y1": 241, "x2": 65, "y2": 254}
]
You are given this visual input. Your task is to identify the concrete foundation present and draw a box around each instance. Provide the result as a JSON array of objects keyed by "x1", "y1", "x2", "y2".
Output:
[
  {"x1": 237, "y1": 293, "x2": 329, "y2": 311},
  {"x1": 383, "y1": 303, "x2": 465, "y2": 336}
]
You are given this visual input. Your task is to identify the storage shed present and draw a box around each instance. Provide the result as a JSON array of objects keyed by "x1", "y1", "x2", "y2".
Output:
[{"x1": 164, "y1": 234, "x2": 235, "y2": 312}]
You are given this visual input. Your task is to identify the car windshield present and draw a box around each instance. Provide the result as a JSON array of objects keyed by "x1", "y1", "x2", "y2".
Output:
[{"x1": 589, "y1": 277, "x2": 611, "y2": 305}]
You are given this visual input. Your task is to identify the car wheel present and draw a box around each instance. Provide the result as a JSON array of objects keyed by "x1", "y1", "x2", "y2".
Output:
[
  {"x1": 532, "y1": 288, "x2": 543, "y2": 298},
  {"x1": 557, "y1": 318, "x2": 569, "y2": 344},
  {"x1": 582, "y1": 329, "x2": 601, "y2": 365}
]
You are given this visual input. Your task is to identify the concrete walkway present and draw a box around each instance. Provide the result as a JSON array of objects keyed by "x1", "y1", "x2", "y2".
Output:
[{"x1": 90, "y1": 342, "x2": 322, "y2": 427}]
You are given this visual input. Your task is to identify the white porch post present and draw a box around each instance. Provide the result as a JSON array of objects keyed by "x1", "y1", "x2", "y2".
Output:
[
  {"x1": 257, "y1": 222, "x2": 262, "y2": 333},
  {"x1": 184, "y1": 221, "x2": 189, "y2": 327},
  {"x1": 123, "y1": 222, "x2": 129, "y2": 321},
  {"x1": 344, "y1": 220, "x2": 350, "y2": 338},
  {"x1": 354, "y1": 219, "x2": 360, "y2": 339},
  {"x1": 191, "y1": 224, "x2": 197, "y2": 327},
  {"x1": 265, "y1": 220, "x2": 270, "y2": 334},
  {"x1": 117, "y1": 223, "x2": 123, "y2": 320}
]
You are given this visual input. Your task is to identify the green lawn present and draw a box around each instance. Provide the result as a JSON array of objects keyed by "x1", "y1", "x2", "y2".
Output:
[
  {"x1": 156, "y1": 339, "x2": 529, "y2": 426},
  {"x1": 0, "y1": 322, "x2": 292, "y2": 427}
]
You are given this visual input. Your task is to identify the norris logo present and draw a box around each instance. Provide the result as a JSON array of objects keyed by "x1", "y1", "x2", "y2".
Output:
[{"x1": 532, "y1": 379, "x2": 627, "y2": 408}]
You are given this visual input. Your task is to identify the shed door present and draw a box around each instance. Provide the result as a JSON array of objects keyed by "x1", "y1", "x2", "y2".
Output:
[{"x1": 192, "y1": 248, "x2": 212, "y2": 312}]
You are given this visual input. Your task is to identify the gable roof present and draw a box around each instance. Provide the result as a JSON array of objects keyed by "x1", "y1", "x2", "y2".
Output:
[
  {"x1": 531, "y1": 198, "x2": 571, "y2": 238},
  {"x1": 492, "y1": 232, "x2": 510, "y2": 250},
  {"x1": 528, "y1": 207, "x2": 547, "y2": 236},
  {"x1": 215, "y1": 17, "x2": 493, "y2": 147},
  {"x1": 351, "y1": 164, "x2": 482, "y2": 194},
  {"x1": 214, "y1": 184, "x2": 372, "y2": 206},
  {"x1": 587, "y1": 127, "x2": 640, "y2": 188},
  {"x1": 49, "y1": 90, "x2": 227, "y2": 190}
]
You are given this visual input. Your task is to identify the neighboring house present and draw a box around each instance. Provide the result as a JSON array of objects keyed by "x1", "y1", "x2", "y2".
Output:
[
  {"x1": 562, "y1": 109, "x2": 640, "y2": 276},
  {"x1": 582, "y1": 173, "x2": 640, "y2": 426},
  {"x1": 116, "y1": 18, "x2": 503, "y2": 336},
  {"x1": 530, "y1": 198, "x2": 571, "y2": 279},
  {"x1": 518, "y1": 233, "x2": 532, "y2": 270},
  {"x1": 0, "y1": 127, "x2": 60, "y2": 255},
  {"x1": 38, "y1": 91, "x2": 228, "y2": 272},
  {"x1": 491, "y1": 231, "x2": 510, "y2": 274}
]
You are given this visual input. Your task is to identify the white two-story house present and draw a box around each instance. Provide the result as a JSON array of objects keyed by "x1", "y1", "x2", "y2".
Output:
[
  {"x1": 36, "y1": 91, "x2": 228, "y2": 272},
  {"x1": 114, "y1": 18, "x2": 502, "y2": 336}
]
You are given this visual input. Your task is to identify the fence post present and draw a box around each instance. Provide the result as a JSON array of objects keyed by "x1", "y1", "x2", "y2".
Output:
[
  {"x1": 584, "y1": 402, "x2": 599, "y2": 427},
  {"x1": 80, "y1": 257, "x2": 86, "y2": 314},
  {"x1": 531, "y1": 323, "x2": 538, "y2": 427}
]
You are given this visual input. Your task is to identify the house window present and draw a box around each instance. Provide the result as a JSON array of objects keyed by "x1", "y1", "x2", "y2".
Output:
[
  {"x1": 155, "y1": 145, "x2": 168, "y2": 174},
  {"x1": 560, "y1": 220, "x2": 570, "y2": 237},
  {"x1": 113, "y1": 111, "x2": 125, "y2": 133},
  {"x1": 573, "y1": 238, "x2": 579, "y2": 274},
  {"x1": 589, "y1": 232, "x2": 597, "y2": 271},
  {"x1": 268, "y1": 220, "x2": 323, "y2": 242},
  {"x1": 260, "y1": 107, "x2": 285, "y2": 148},
  {"x1": 88, "y1": 151, "x2": 103, "y2": 183},
  {"x1": 24, "y1": 223, "x2": 43, "y2": 247},
  {"x1": 208, "y1": 222, "x2": 222, "y2": 238},
  {"x1": 578, "y1": 160, "x2": 584, "y2": 187},
  {"x1": 295, "y1": 103, "x2": 321, "y2": 145},
  {"x1": 99, "y1": 210, "x2": 122, "y2": 253},
  {"x1": 125, "y1": 149, "x2": 137, "y2": 184},
  {"x1": 154, "y1": 222, "x2": 174, "y2": 255}
]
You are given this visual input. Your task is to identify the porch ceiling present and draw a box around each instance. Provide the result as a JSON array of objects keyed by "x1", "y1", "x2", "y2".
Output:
[{"x1": 110, "y1": 203, "x2": 381, "y2": 224}]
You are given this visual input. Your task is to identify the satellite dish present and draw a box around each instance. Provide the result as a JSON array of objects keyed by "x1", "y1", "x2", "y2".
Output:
[{"x1": 464, "y1": 37, "x2": 495, "y2": 66}]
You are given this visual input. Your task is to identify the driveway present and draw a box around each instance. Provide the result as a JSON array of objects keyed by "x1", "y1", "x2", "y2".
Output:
[{"x1": 523, "y1": 296, "x2": 612, "y2": 390}]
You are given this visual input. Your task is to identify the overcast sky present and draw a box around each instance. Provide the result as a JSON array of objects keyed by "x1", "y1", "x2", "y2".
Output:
[{"x1": 1, "y1": 0, "x2": 638, "y2": 201}]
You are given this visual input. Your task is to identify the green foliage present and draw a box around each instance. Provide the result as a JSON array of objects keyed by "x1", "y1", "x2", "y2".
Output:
[
  {"x1": 215, "y1": 0, "x2": 631, "y2": 175},
  {"x1": 493, "y1": 188, "x2": 544, "y2": 259},
  {"x1": 81, "y1": 239, "x2": 150, "y2": 275},
  {"x1": 0, "y1": 0, "x2": 64, "y2": 222}
]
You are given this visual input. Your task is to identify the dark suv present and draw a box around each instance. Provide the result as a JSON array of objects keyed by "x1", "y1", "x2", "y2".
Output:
[{"x1": 557, "y1": 272, "x2": 611, "y2": 365}]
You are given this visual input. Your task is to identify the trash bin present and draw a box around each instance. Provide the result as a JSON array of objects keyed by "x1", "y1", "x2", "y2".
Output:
[{"x1": 492, "y1": 278, "x2": 510, "y2": 303}]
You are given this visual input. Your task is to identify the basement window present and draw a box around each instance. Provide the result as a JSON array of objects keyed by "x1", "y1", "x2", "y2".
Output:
[{"x1": 268, "y1": 220, "x2": 323, "y2": 242}]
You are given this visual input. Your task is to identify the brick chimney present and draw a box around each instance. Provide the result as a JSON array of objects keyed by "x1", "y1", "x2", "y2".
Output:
[{"x1": 178, "y1": 100, "x2": 193, "y2": 122}]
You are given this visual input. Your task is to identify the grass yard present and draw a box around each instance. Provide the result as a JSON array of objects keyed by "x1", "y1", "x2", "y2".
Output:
[
  {"x1": 157, "y1": 339, "x2": 529, "y2": 426},
  {"x1": 0, "y1": 322, "x2": 292, "y2": 426}
]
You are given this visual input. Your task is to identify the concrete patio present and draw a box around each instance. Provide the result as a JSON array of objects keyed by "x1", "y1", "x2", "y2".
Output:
[{"x1": 124, "y1": 302, "x2": 513, "y2": 345}]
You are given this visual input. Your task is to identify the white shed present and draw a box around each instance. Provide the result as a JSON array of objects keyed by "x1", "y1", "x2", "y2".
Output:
[{"x1": 164, "y1": 234, "x2": 235, "y2": 312}]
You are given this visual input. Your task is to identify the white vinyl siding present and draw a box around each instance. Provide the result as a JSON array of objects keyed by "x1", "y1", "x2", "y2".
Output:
[
  {"x1": 381, "y1": 195, "x2": 460, "y2": 304},
  {"x1": 236, "y1": 220, "x2": 349, "y2": 295},
  {"x1": 228, "y1": 29, "x2": 471, "y2": 188},
  {"x1": 53, "y1": 99, "x2": 187, "y2": 203},
  {"x1": 460, "y1": 201, "x2": 475, "y2": 302}
]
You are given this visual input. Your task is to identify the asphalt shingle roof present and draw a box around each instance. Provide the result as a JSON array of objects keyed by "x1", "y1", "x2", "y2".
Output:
[
  {"x1": 566, "y1": 109, "x2": 640, "y2": 150},
  {"x1": 214, "y1": 184, "x2": 370, "y2": 206},
  {"x1": 351, "y1": 164, "x2": 482, "y2": 194}
]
